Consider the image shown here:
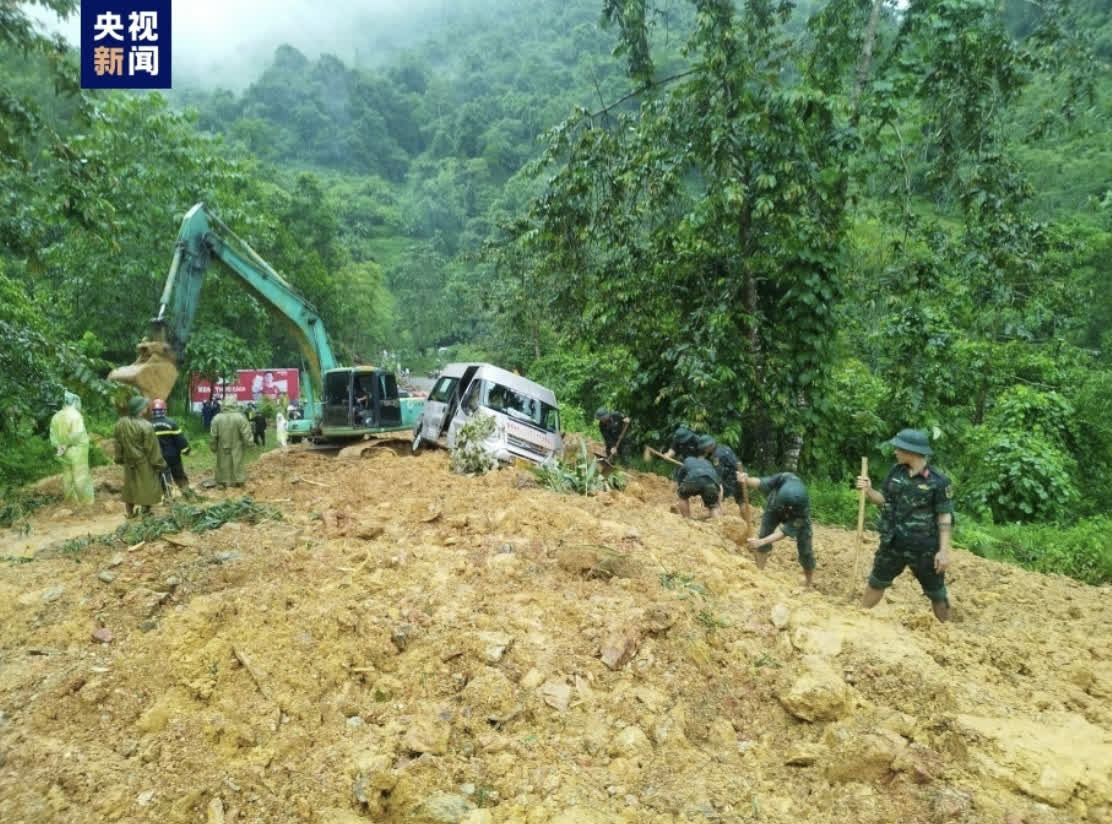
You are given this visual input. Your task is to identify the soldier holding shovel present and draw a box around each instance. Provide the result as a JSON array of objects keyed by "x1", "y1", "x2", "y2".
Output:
[{"x1": 856, "y1": 429, "x2": 954, "y2": 622}]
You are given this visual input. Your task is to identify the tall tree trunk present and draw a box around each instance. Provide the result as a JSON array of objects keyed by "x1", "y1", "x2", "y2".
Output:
[
  {"x1": 851, "y1": 0, "x2": 885, "y2": 122},
  {"x1": 782, "y1": 390, "x2": 808, "y2": 471}
]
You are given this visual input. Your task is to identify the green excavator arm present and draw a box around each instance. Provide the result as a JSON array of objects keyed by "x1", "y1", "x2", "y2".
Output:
[{"x1": 108, "y1": 203, "x2": 336, "y2": 413}]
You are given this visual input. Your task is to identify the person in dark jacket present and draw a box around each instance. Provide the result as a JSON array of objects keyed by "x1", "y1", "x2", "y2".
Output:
[
  {"x1": 595, "y1": 408, "x2": 630, "y2": 463},
  {"x1": 740, "y1": 471, "x2": 815, "y2": 587},
  {"x1": 248, "y1": 403, "x2": 267, "y2": 446},
  {"x1": 675, "y1": 454, "x2": 723, "y2": 519},
  {"x1": 201, "y1": 396, "x2": 221, "y2": 431},
  {"x1": 151, "y1": 398, "x2": 194, "y2": 499}
]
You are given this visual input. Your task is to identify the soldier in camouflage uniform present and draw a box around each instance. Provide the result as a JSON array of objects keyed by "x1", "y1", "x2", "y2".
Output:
[
  {"x1": 674, "y1": 453, "x2": 723, "y2": 519},
  {"x1": 712, "y1": 442, "x2": 744, "y2": 517},
  {"x1": 739, "y1": 471, "x2": 816, "y2": 587},
  {"x1": 663, "y1": 426, "x2": 701, "y2": 461},
  {"x1": 856, "y1": 429, "x2": 954, "y2": 622},
  {"x1": 662, "y1": 426, "x2": 702, "y2": 481}
]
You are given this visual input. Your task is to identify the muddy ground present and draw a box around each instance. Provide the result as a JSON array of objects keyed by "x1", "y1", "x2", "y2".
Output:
[{"x1": 1, "y1": 443, "x2": 1110, "y2": 824}]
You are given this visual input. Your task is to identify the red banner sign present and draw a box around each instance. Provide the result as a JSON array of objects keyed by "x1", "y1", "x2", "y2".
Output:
[{"x1": 190, "y1": 369, "x2": 300, "y2": 404}]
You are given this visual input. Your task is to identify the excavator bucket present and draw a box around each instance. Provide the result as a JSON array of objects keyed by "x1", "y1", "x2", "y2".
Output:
[{"x1": 107, "y1": 332, "x2": 179, "y2": 403}]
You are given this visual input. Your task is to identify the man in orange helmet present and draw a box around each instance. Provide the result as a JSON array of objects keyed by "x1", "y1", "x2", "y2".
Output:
[{"x1": 151, "y1": 398, "x2": 194, "y2": 500}]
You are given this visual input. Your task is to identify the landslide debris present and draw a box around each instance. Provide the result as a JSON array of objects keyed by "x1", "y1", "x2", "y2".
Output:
[{"x1": 1, "y1": 444, "x2": 1110, "y2": 824}]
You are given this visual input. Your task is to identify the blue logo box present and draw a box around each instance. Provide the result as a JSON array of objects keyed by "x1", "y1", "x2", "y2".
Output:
[{"x1": 81, "y1": 1, "x2": 171, "y2": 89}]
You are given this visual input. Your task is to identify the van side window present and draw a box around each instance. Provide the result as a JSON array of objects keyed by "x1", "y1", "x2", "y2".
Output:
[
  {"x1": 429, "y1": 377, "x2": 458, "y2": 404},
  {"x1": 461, "y1": 381, "x2": 480, "y2": 412}
]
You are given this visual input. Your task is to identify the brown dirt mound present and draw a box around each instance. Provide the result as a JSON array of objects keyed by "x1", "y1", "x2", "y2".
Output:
[{"x1": 1, "y1": 446, "x2": 1110, "y2": 824}]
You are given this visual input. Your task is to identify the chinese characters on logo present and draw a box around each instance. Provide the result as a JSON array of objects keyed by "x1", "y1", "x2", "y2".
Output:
[{"x1": 81, "y1": 2, "x2": 171, "y2": 89}]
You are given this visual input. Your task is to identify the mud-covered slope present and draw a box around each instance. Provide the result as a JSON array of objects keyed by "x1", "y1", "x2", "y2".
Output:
[{"x1": 1, "y1": 445, "x2": 1110, "y2": 824}]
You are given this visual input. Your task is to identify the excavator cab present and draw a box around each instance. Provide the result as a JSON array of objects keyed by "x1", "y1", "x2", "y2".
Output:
[{"x1": 321, "y1": 367, "x2": 402, "y2": 432}]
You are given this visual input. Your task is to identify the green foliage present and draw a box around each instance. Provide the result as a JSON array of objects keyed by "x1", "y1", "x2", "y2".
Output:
[
  {"x1": 530, "y1": 441, "x2": 626, "y2": 495},
  {"x1": 450, "y1": 413, "x2": 499, "y2": 475},
  {"x1": 658, "y1": 570, "x2": 709, "y2": 600},
  {"x1": 803, "y1": 478, "x2": 866, "y2": 533},
  {"x1": 957, "y1": 515, "x2": 1112, "y2": 585},
  {"x1": 527, "y1": 344, "x2": 637, "y2": 436},
  {"x1": 957, "y1": 387, "x2": 1079, "y2": 522},
  {"x1": 0, "y1": 491, "x2": 61, "y2": 529}
]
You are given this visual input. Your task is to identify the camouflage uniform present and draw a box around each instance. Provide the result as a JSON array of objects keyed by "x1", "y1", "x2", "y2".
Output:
[
  {"x1": 757, "y1": 473, "x2": 815, "y2": 570},
  {"x1": 669, "y1": 426, "x2": 701, "y2": 481},
  {"x1": 712, "y1": 445, "x2": 741, "y2": 502},
  {"x1": 868, "y1": 463, "x2": 954, "y2": 603},
  {"x1": 669, "y1": 426, "x2": 701, "y2": 458},
  {"x1": 676, "y1": 456, "x2": 722, "y2": 508}
]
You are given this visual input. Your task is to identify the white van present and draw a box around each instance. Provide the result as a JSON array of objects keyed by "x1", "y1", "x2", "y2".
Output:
[{"x1": 411, "y1": 363, "x2": 563, "y2": 465}]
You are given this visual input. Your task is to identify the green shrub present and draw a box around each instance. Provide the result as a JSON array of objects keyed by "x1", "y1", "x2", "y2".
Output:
[
  {"x1": 531, "y1": 441, "x2": 626, "y2": 495},
  {"x1": 450, "y1": 414, "x2": 499, "y2": 475},
  {"x1": 956, "y1": 386, "x2": 1079, "y2": 522},
  {"x1": 956, "y1": 515, "x2": 1112, "y2": 586},
  {"x1": 804, "y1": 477, "x2": 867, "y2": 532}
]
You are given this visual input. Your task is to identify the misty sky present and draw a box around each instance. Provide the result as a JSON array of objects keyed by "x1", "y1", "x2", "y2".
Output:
[{"x1": 41, "y1": 0, "x2": 455, "y2": 88}]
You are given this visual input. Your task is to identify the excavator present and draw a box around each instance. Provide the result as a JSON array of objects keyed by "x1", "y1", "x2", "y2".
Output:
[{"x1": 108, "y1": 203, "x2": 423, "y2": 445}]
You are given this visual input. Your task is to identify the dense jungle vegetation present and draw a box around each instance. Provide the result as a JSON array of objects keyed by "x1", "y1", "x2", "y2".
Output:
[{"x1": 2, "y1": 0, "x2": 1110, "y2": 581}]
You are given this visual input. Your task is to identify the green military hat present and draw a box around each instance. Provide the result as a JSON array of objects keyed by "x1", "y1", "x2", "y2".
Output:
[
  {"x1": 595, "y1": 408, "x2": 608, "y2": 420},
  {"x1": 696, "y1": 434, "x2": 716, "y2": 451},
  {"x1": 127, "y1": 395, "x2": 149, "y2": 417},
  {"x1": 887, "y1": 428, "x2": 932, "y2": 456}
]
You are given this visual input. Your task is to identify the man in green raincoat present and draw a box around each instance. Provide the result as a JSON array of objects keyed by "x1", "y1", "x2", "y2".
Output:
[
  {"x1": 210, "y1": 398, "x2": 253, "y2": 487},
  {"x1": 49, "y1": 390, "x2": 95, "y2": 506},
  {"x1": 113, "y1": 396, "x2": 166, "y2": 517}
]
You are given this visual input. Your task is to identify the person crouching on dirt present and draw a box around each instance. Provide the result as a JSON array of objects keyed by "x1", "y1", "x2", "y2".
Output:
[
  {"x1": 739, "y1": 471, "x2": 816, "y2": 588},
  {"x1": 151, "y1": 398, "x2": 195, "y2": 501},
  {"x1": 210, "y1": 398, "x2": 253, "y2": 489},
  {"x1": 595, "y1": 407, "x2": 630, "y2": 463},
  {"x1": 114, "y1": 396, "x2": 166, "y2": 519},
  {"x1": 675, "y1": 451, "x2": 723, "y2": 520},
  {"x1": 856, "y1": 429, "x2": 954, "y2": 622}
]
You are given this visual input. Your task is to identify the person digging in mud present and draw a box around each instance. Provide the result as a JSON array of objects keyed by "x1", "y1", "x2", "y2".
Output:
[
  {"x1": 856, "y1": 428, "x2": 954, "y2": 622},
  {"x1": 151, "y1": 398, "x2": 195, "y2": 501},
  {"x1": 595, "y1": 407, "x2": 630, "y2": 463},
  {"x1": 711, "y1": 440, "x2": 746, "y2": 518},
  {"x1": 210, "y1": 397, "x2": 253, "y2": 489},
  {"x1": 675, "y1": 452, "x2": 723, "y2": 520},
  {"x1": 50, "y1": 390, "x2": 95, "y2": 507},
  {"x1": 113, "y1": 395, "x2": 166, "y2": 518},
  {"x1": 739, "y1": 471, "x2": 816, "y2": 588}
]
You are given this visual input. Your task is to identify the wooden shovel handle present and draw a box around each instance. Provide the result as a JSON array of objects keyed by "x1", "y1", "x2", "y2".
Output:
[
  {"x1": 740, "y1": 463, "x2": 752, "y2": 527},
  {"x1": 645, "y1": 446, "x2": 683, "y2": 466},
  {"x1": 611, "y1": 418, "x2": 630, "y2": 455},
  {"x1": 852, "y1": 456, "x2": 868, "y2": 596}
]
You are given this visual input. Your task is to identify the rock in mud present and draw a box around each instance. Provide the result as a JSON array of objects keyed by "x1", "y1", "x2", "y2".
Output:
[
  {"x1": 600, "y1": 627, "x2": 641, "y2": 670},
  {"x1": 779, "y1": 655, "x2": 850, "y2": 722},
  {"x1": 402, "y1": 715, "x2": 450, "y2": 755},
  {"x1": 419, "y1": 792, "x2": 475, "y2": 823}
]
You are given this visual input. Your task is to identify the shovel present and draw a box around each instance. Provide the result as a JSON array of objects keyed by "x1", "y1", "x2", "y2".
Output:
[
  {"x1": 851, "y1": 456, "x2": 868, "y2": 599},
  {"x1": 739, "y1": 463, "x2": 752, "y2": 528},
  {"x1": 642, "y1": 445, "x2": 682, "y2": 466}
]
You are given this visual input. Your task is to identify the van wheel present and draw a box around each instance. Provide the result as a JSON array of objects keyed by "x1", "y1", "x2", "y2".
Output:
[{"x1": 411, "y1": 425, "x2": 423, "y2": 454}]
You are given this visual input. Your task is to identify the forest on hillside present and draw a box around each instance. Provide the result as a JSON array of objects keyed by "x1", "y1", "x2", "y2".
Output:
[{"x1": 2, "y1": 0, "x2": 1110, "y2": 582}]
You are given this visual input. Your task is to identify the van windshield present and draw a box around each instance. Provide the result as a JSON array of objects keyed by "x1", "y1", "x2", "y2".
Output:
[{"x1": 479, "y1": 380, "x2": 559, "y2": 433}]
